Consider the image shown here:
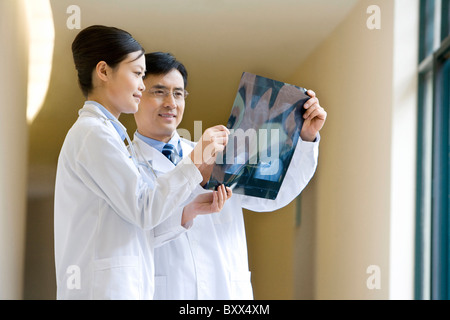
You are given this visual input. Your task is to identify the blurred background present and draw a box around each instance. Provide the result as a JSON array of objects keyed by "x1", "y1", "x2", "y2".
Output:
[{"x1": 3, "y1": 0, "x2": 446, "y2": 300}]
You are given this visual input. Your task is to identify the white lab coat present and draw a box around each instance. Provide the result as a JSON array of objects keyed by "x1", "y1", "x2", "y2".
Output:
[
  {"x1": 133, "y1": 132, "x2": 319, "y2": 300},
  {"x1": 54, "y1": 102, "x2": 203, "y2": 300}
]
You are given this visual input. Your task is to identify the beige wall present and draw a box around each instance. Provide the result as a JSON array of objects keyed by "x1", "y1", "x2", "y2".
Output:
[
  {"x1": 290, "y1": 0, "x2": 418, "y2": 299},
  {"x1": 244, "y1": 204, "x2": 296, "y2": 299},
  {"x1": 290, "y1": 0, "x2": 394, "y2": 300},
  {"x1": 0, "y1": 0, "x2": 29, "y2": 299}
]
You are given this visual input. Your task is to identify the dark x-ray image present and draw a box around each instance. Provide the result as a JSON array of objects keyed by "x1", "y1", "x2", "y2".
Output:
[{"x1": 206, "y1": 72, "x2": 310, "y2": 200}]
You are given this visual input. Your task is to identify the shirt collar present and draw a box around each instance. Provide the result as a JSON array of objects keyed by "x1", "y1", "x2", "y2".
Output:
[
  {"x1": 85, "y1": 100, "x2": 126, "y2": 141},
  {"x1": 135, "y1": 130, "x2": 183, "y2": 157}
]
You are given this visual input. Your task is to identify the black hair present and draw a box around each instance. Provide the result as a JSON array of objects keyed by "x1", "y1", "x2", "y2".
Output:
[
  {"x1": 72, "y1": 25, "x2": 145, "y2": 97},
  {"x1": 144, "y1": 52, "x2": 188, "y2": 88}
]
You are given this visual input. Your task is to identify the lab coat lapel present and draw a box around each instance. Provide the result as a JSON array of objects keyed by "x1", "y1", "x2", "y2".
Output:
[{"x1": 133, "y1": 135, "x2": 174, "y2": 174}]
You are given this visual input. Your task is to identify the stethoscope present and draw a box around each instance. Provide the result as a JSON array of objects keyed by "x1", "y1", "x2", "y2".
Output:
[
  {"x1": 82, "y1": 108, "x2": 158, "y2": 179},
  {"x1": 131, "y1": 138, "x2": 159, "y2": 178}
]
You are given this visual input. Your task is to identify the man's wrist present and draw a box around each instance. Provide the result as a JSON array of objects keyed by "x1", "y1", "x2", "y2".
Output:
[{"x1": 300, "y1": 131, "x2": 317, "y2": 142}]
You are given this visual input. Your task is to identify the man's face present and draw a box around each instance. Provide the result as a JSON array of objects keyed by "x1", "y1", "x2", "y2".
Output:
[{"x1": 134, "y1": 69, "x2": 186, "y2": 142}]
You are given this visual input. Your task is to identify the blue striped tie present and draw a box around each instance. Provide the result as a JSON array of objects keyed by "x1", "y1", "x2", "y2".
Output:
[{"x1": 162, "y1": 143, "x2": 177, "y2": 165}]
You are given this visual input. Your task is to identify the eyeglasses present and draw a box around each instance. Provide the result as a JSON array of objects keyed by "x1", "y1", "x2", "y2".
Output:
[{"x1": 148, "y1": 88, "x2": 189, "y2": 100}]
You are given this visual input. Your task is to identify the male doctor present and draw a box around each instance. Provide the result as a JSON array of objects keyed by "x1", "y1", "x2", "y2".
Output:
[{"x1": 133, "y1": 52, "x2": 327, "y2": 299}]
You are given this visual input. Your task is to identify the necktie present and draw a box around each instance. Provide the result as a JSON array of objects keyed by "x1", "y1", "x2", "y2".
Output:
[{"x1": 162, "y1": 143, "x2": 177, "y2": 165}]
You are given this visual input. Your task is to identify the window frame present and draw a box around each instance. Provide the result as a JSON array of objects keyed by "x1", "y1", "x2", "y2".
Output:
[{"x1": 415, "y1": 0, "x2": 450, "y2": 300}]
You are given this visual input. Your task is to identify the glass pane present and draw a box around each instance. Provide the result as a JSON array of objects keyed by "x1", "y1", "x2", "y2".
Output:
[
  {"x1": 431, "y1": 57, "x2": 450, "y2": 300},
  {"x1": 442, "y1": 0, "x2": 450, "y2": 40},
  {"x1": 420, "y1": 0, "x2": 435, "y2": 61},
  {"x1": 417, "y1": 71, "x2": 434, "y2": 299}
]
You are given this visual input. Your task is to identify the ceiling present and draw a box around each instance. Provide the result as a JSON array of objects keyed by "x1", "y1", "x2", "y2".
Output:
[
  {"x1": 45, "y1": 0, "x2": 359, "y2": 118},
  {"x1": 28, "y1": 0, "x2": 359, "y2": 194},
  {"x1": 52, "y1": 0, "x2": 359, "y2": 78}
]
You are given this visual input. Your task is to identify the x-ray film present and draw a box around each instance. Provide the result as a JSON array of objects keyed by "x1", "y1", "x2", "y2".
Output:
[{"x1": 206, "y1": 72, "x2": 309, "y2": 199}]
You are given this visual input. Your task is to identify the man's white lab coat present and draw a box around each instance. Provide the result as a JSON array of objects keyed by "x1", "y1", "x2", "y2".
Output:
[{"x1": 133, "y1": 132, "x2": 319, "y2": 299}]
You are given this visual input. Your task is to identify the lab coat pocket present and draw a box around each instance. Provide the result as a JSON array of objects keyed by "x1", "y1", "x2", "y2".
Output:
[
  {"x1": 212, "y1": 202, "x2": 233, "y2": 225},
  {"x1": 93, "y1": 256, "x2": 141, "y2": 300},
  {"x1": 230, "y1": 271, "x2": 253, "y2": 300},
  {"x1": 153, "y1": 276, "x2": 167, "y2": 300},
  {"x1": 212, "y1": 211, "x2": 232, "y2": 225}
]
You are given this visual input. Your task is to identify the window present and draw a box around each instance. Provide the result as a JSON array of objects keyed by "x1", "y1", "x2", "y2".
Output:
[{"x1": 415, "y1": 0, "x2": 450, "y2": 300}]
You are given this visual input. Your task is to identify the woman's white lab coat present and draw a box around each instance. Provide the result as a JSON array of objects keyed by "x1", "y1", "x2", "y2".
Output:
[
  {"x1": 132, "y1": 132, "x2": 319, "y2": 300},
  {"x1": 54, "y1": 102, "x2": 203, "y2": 299}
]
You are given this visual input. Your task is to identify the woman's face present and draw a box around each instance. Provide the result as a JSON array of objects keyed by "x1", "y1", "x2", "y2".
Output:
[{"x1": 100, "y1": 51, "x2": 146, "y2": 118}]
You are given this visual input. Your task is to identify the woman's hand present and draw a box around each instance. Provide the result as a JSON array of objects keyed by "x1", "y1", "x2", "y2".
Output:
[
  {"x1": 189, "y1": 125, "x2": 229, "y2": 184},
  {"x1": 181, "y1": 184, "x2": 232, "y2": 225}
]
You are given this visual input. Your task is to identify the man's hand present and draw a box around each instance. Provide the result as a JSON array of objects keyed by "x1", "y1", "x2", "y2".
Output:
[
  {"x1": 181, "y1": 184, "x2": 232, "y2": 225},
  {"x1": 300, "y1": 90, "x2": 327, "y2": 142}
]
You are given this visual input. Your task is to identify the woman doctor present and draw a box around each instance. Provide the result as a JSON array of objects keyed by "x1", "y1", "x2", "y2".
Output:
[{"x1": 54, "y1": 25, "x2": 231, "y2": 300}]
